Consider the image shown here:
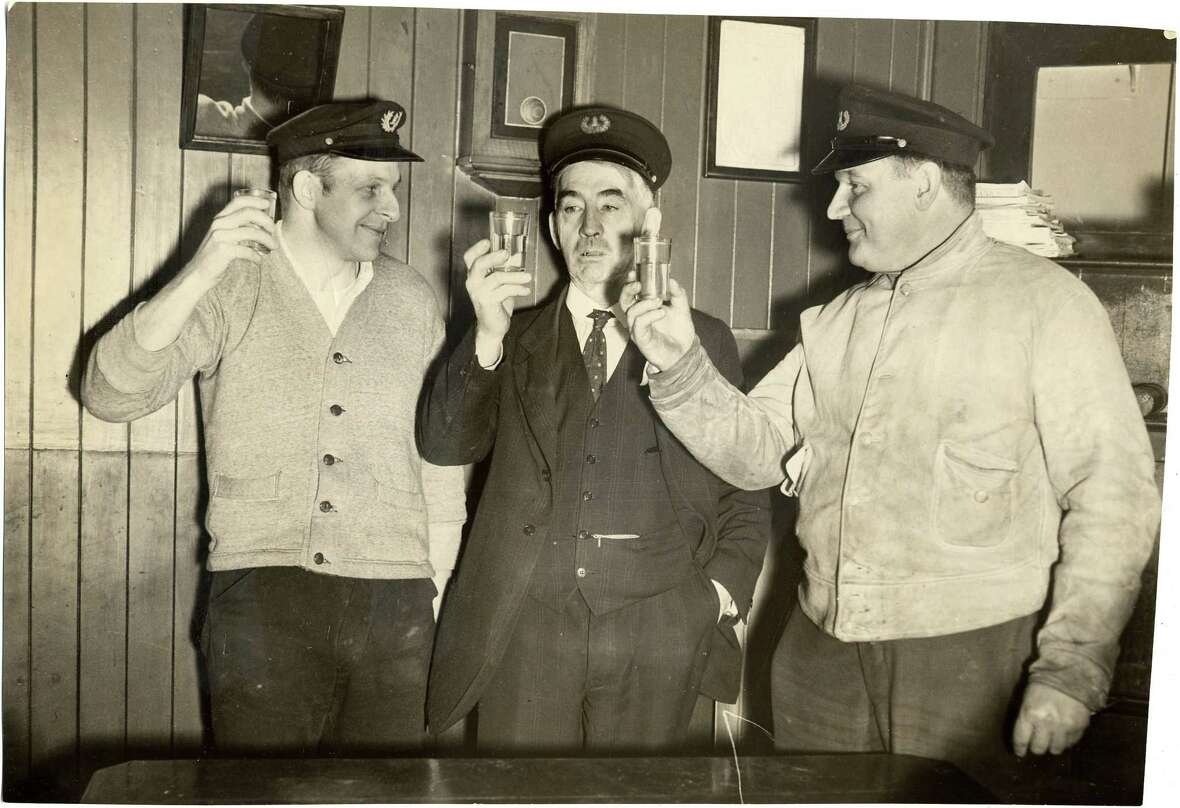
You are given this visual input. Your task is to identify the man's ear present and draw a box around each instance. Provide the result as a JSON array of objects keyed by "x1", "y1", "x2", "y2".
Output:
[
  {"x1": 289, "y1": 170, "x2": 321, "y2": 211},
  {"x1": 548, "y1": 211, "x2": 559, "y2": 249},
  {"x1": 914, "y1": 161, "x2": 942, "y2": 211}
]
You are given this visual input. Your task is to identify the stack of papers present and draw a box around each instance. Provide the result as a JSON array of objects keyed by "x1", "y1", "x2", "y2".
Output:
[{"x1": 975, "y1": 181, "x2": 1076, "y2": 258}]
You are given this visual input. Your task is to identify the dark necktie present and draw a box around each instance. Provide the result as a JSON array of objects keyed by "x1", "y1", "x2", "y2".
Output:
[{"x1": 582, "y1": 309, "x2": 614, "y2": 401}]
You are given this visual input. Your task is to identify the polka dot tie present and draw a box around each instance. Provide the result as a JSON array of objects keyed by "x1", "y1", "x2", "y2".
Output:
[{"x1": 582, "y1": 309, "x2": 614, "y2": 401}]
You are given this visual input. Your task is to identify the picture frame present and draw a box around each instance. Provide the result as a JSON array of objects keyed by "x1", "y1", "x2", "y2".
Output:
[
  {"x1": 491, "y1": 13, "x2": 579, "y2": 142},
  {"x1": 180, "y1": 4, "x2": 345, "y2": 155},
  {"x1": 704, "y1": 17, "x2": 816, "y2": 182}
]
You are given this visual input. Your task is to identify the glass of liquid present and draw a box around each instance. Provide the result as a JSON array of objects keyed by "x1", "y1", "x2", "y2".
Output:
[
  {"x1": 488, "y1": 211, "x2": 530, "y2": 273},
  {"x1": 634, "y1": 235, "x2": 671, "y2": 301},
  {"x1": 233, "y1": 187, "x2": 277, "y2": 252}
]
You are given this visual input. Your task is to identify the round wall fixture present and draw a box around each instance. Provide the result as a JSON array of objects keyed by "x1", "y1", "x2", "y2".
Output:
[{"x1": 519, "y1": 96, "x2": 547, "y2": 126}]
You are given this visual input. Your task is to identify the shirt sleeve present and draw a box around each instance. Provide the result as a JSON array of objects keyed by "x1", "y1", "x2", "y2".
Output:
[
  {"x1": 647, "y1": 337, "x2": 803, "y2": 491},
  {"x1": 1026, "y1": 285, "x2": 1161, "y2": 711}
]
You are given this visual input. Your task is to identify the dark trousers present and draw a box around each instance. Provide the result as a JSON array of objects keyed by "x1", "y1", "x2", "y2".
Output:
[
  {"x1": 201, "y1": 567, "x2": 435, "y2": 756},
  {"x1": 771, "y1": 607, "x2": 1038, "y2": 783},
  {"x1": 477, "y1": 571, "x2": 719, "y2": 754}
]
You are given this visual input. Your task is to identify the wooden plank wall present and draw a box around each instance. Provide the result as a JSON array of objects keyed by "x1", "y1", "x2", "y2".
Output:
[{"x1": 15, "y1": 5, "x2": 1157, "y2": 799}]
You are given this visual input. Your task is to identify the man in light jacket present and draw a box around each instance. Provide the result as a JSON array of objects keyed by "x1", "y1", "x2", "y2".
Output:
[
  {"x1": 623, "y1": 84, "x2": 1160, "y2": 784},
  {"x1": 83, "y1": 100, "x2": 465, "y2": 755}
]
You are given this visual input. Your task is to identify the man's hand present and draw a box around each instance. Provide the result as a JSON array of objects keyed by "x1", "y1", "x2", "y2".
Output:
[
  {"x1": 462, "y1": 239, "x2": 531, "y2": 367},
  {"x1": 621, "y1": 276, "x2": 697, "y2": 371},
  {"x1": 185, "y1": 194, "x2": 277, "y2": 289},
  {"x1": 1012, "y1": 682, "x2": 1092, "y2": 757}
]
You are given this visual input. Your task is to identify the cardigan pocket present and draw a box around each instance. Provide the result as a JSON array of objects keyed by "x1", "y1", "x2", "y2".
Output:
[
  {"x1": 206, "y1": 471, "x2": 283, "y2": 548},
  {"x1": 932, "y1": 442, "x2": 1017, "y2": 548}
]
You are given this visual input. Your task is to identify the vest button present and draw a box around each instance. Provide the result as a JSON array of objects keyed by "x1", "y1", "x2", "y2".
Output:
[
  {"x1": 332, "y1": 352, "x2": 347, "y2": 364},
  {"x1": 522, "y1": 524, "x2": 536, "y2": 535},
  {"x1": 588, "y1": 418, "x2": 600, "y2": 428},
  {"x1": 313, "y1": 552, "x2": 325, "y2": 565},
  {"x1": 585, "y1": 454, "x2": 597, "y2": 465},
  {"x1": 329, "y1": 404, "x2": 345, "y2": 416},
  {"x1": 323, "y1": 454, "x2": 336, "y2": 466},
  {"x1": 576, "y1": 567, "x2": 587, "y2": 578},
  {"x1": 541, "y1": 469, "x2": 551, "y2": 482},
  {"x1": 577, "y1": 530, "x2": 589, "y2": 540},
  {"x1": 319, "y1": 500, "x2": 333, "y2": 512},
  {"x1": 582, "y1": 491, "x2": 593, "y2": 502}
]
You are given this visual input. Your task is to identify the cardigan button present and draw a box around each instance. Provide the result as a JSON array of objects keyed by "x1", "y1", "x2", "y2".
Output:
[
  {"x1": 332, "y1": 352, "x2": 348, "y2": 364},
  {"x1": 319, "y1": 500, "x2": 334, "y2": 513},
  {"x1": 329, "y1": 404, "x2": 345, "y2": 416},
  {"x1": 313, "y1": 552, "x2": 326, "y2": 565},
  {"x1": 323, "y1": 454, "x2": 336, "y2": 466}
]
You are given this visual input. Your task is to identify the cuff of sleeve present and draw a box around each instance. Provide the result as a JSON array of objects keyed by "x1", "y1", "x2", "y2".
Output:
[
  {"x1": 477, "y1": 343, "x2": 504, "y2": 371},
  {"x1": 1028, "y1": 650, "x2": 1110, "y2": 713},
  {"x1": 96, "y1": 304, "x2": 182, "y2": 393},
  {"x1": 711, "y1": 579, "x2": 739, "y2": 620},
  {"x1": 704, "y1": 555, "x2": 755, "y2": 621},
  {"x1": 647, "y1": 338, "x2": 711, "y2": 408},
  {"x1": 428, "y1": 521, "x2": 465, "y2": 574}
]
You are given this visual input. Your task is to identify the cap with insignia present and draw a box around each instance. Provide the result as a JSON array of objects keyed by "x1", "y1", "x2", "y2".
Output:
[
  {"x1": 811, "y1": 84, "x2": 995, "y2": 174},
  {"x1": 266, "y1": 100, "x2": 423, "y2": 163},
  {"x1": 541, "y1": 106, "x2": 672, "y2": 190},
  {"x1": 240, "y1": 14, "x2": 321, "y2": 100}
]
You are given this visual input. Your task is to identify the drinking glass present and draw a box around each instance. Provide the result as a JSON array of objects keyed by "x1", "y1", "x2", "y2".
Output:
[
  {"x1": 634, "y1": 235, "x2": 671, "y2": 301},
  {"x1": 233, "y1": 187, "x2": 277, "y2": 252},
  {"x1": 488, "y1": 211, "x2": 530, "y2": 273}
]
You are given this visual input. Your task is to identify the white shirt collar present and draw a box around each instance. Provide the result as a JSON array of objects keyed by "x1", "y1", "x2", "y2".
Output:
[{"x1": 564, "y1": 281, "x2": 627, "y2": 330}]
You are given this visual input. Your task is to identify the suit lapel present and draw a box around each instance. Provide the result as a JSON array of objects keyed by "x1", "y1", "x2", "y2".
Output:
[{"x1": 512, "y1": 286, "x2": 570, "y2": 470}]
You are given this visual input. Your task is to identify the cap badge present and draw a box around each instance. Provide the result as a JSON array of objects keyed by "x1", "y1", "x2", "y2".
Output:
[
  {"x1": 836, "y1": 110, "x2": 850, "y2": 131},
  {"x1": 580, "y1": 113, "x2": 611, "y2": 135},
  {"x1": 381, "y1": 109, "x2": 404, "y2": 134}
]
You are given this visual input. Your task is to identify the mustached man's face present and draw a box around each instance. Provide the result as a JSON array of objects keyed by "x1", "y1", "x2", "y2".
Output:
[
  {"x1": 312, "y1": 157, "x2": 402, "y2": 263},
  {"x1": 549, "y1": 161, "x2": 648, "y2": 299}
]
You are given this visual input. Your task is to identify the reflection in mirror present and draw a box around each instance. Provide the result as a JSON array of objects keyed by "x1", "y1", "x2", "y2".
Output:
[{"x1": 1030, "y1": 63, "x2": 1176, "y2": 231}]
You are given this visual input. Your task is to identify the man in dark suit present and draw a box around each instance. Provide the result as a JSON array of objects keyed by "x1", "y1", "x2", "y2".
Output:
[{"x1": 418, "y1": 106, "x2": 770, "y2": 753}]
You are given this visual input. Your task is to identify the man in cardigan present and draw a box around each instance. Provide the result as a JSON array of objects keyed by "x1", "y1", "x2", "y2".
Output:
[
  {"x1": 623, "y1": 85, "x2": 1160, "y2": 787},
  {"x1": 82, "y1": 100, "x2": 466, "y2": 755},
  {"x1": 418, "y1": 106, "x2": 770, "y2": 752}
]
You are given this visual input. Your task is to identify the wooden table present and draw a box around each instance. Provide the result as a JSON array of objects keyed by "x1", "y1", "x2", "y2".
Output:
[{"x1": 83, "y1": 754, "x2": 995, "y2": 803}]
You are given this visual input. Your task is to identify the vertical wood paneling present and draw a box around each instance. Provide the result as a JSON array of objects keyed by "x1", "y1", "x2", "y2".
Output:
[
  {"x1": 125, "y1": 453, "x2": 176, "y2": 755},
  {"x1": 770, "y1": 183, "x2": 813, "y2": 339},
  {"x1": 130, "y1": 4, "x2": 183, "y2": 453},
  {"x1": 930, "y1": 20, "x2": 986, "y2": 123},
  {"x1": 171, "y1": 453, "x2": 205, "y2": 753},
  {"x1": 889, "y1": 20, "x2": 926, "y2": 96},
  {"x1": 622, "y1": 15, "x2": 664, "y2": 124},
  {"x1": 693, "y1": 182, "x2": 736, "y2": 320},
  {"x1": 334, "y1": 5, "x2": 371, "y2": 98},
  {"x1": 407, "y1": 9, "x2": 460, "y2": 306},
  {"x1": 658, "y1": 15, "x2": 705, "y2": 303},
  {"x1": 852, "y1": 18, "x2": 894, "y2": 88},
  {"x1": 591, "y1": 13, "x2": 626, "y2": 108},
  {"x1": 29, "y1": 450, "x2": 80, "y2": 796},
  {"x1": 4, "y1": 3, "x2": 35, "y2": 450},
  {"x1": 78, "y1": 452, "x2": 129, "y2": 774},
  {"x1": 3, "y1": 449, "x2": 33, "y2": 794},
  {"x1": 32, "y1": 4, "x2": 84, "y2": 451},
  {"x1": 82, "y1": 4, "x2": 135, "y2": 455},
  {"x1": 732, "y1": 184, "x2": 775, "y2": 328},
  {"x1": 371, "y1": 4, "x2": 416, "y2": 264}
]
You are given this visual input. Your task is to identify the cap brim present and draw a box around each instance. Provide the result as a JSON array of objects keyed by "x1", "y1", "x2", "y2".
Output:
[
  {"x1": 810, "y1": 148, "x2": 895, "y2": 175},
  {"x1": 329, "y1": 144, "x2": 424, "y2": 162}
]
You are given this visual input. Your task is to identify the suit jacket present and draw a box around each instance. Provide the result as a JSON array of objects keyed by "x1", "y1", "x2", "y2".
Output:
[{"x1": 417, "y1": 286, "x2": 770, "y2": 733}]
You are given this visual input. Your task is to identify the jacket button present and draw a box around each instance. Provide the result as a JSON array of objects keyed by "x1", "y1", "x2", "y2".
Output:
[
  {"x1": 900, "y1": 283, "x2": 912, "y2": 296},
  {"x1": 585, "y1": 454, "x2": 597, "y2": 464},
  {"x1": 974, "y1": 490, "x2": 990, "y2": 503},
  {"x1": 319, "y1": 500, "x2": 333, "y2": 512},
  {"x1": 329, "y1": 404, "x2": 345, "y2": 416},
  {"x1": 582, "y1": 491, "x2": 593, "y2": 502},
  {"x1": 332, "y1": 352, "x2": 347, "y2": 364},
  {"x1": 323, "y1": 454, "x2": 336, "y2": 466},
  {"x1": 541, "y1": 469, "x2": 551, "y2": 482},
  {"x1": 313, "y1": 552, "x2": 325, "y2": 565},
  {"x1": 576, "y1": 567, "x2": 587, "y2": 578},
  {"x1": 523, "y1": 524, "x2": 536, "y2": 535},
  {"x1": 588, "y1": 418, "x2": 600, "y2": 428},
  {"x1": 577, "y1": 530, "x2": 589, "y2": 540}
]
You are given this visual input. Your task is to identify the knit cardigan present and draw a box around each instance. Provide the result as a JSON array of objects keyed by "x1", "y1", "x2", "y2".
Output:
[{"x1": 82, "y1": 247, "x2": 466, "y2": 579}]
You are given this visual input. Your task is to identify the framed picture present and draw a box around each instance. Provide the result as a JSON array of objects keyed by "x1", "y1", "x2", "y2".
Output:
[
  {"x1": 704, "y1": 17, "x2": 816, "y2": 182},
  {"x1": 491, "y1": 14, "x2": 578, "y2": 142},
  {"x1": 180, "y1": 4, "x2": 345, "y2": 155}
]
